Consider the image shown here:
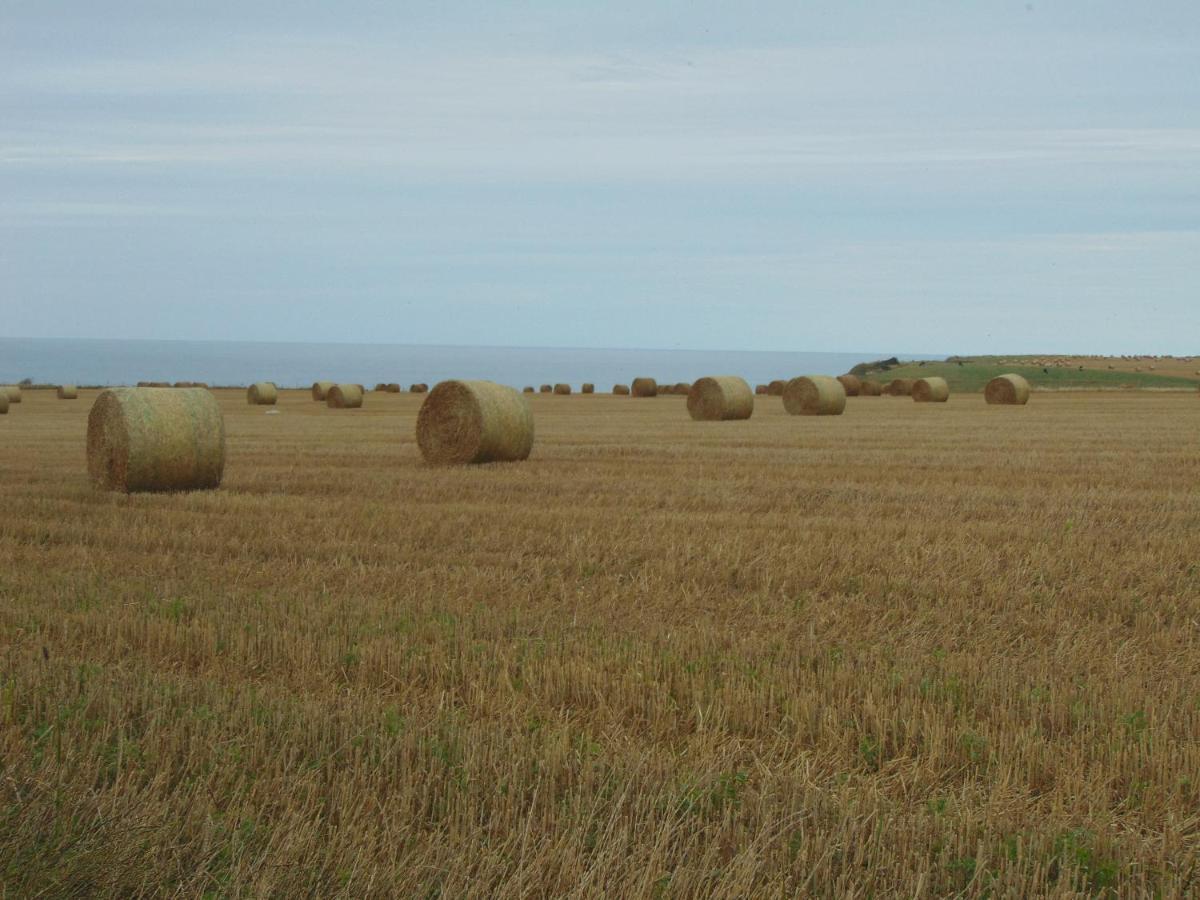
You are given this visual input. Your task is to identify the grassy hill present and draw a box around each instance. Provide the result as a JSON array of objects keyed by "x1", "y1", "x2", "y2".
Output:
[{"x1": 860, "y1": 361, "x2": 1198, "y2": 393}]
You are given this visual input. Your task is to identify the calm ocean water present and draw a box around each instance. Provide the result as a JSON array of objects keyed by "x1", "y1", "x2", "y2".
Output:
[{"x1": 0, "y1": 338, "x2": 926, "y2": 390}]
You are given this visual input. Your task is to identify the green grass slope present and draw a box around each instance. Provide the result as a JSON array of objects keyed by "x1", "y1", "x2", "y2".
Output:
[{"x1": 864, "y1": 362, "x2": 1197, "y2": 393}]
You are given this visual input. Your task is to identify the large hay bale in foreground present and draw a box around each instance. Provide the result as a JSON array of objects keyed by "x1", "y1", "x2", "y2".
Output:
[
  {"x1": 327, "y1": 384, "x2": 364, "y2": 408},
  {"x1": 554, "y1": 383, "x2": 571, "y2": 395},
  {"x1": 837, "y1": 374, "x2": 862, "y2": 396},
  {"x1": 247, "y1": 382, "x2": 278, "y2": 405},
  {"x1": 859, "y1": 379, "x2": 883, "y2": 396},
  {"x1": 687, "y1": 376, "x2": 754, "y2": 421},
  {"x1": 984, "y1": 374, "x2": 1030, "y2": 405},
  {"x1": 767, "y1": 380, "x2": 785, "y2": 396},
  {"x1": 417, "y1": 380, "x2": 534, "y2": 465},
  {"x1": 312, "y1": 381, "x2": 335, "y2": 401},
  {"x1": 783, "y1": 375, "x2": 846, "y2": 416},
  {"x1": 631, "y1": 377, "x2": 657, "y2": 397},
  {"x1": 581, "y1": 383, "x2": 594, "y2": 394},
  {"x1": 3, "y1": 386, "x2": 22, "y2": 403},
  {"x1": 86, "y1": 388, "x2": 225, "y2": 492},
  {"x1": 912, "y1": 377, "x2": 950, "y2": 403},
  {"x1": 57, "y1": 385, "x2": 79, "y2": 400},
  {"x1": 613, "y1": 384, "x2": 630, "y2": 395},
  {"x1": 885, "y1": 378, "x2": 915, "y2": 396}
]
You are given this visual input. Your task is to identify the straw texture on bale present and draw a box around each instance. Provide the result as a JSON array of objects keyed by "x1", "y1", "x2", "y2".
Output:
[
  {"x1": 0, "y1": 392, "x2": 8, "y2": 414},
  {"x1": 57, "y1": 385, "x2": 79, "y2": 400},
  {"x1": 783, "y1": 375, "x2": 847, "y2": 416},
  {"x1": 327, "y1": 384, "x2": 364, "y2": 408},
  {"x1": 554, "y1": 383, "x2": 571, "y2": 395},
  {"x1": 613, "y1": 384, "x2": 630, "y2": 395},
  {"x1": 631, "y1": 378, "x2": 657, "y2": 397},
  {"x1": 837, "y1": 374, "x2": 862, "y2": 396},
  {"x1": 540, "y1": 385, "x2": 553, "y2": 393},
  {"x1": 416, "y1": 380, "x2": 534, "y2": 465},
  {"x1": 3, "y1": 386, "x2": 22, "y2": 403},
  {"x1": 86, "y1": 387, "x2": 225, "y2": 493},
  {"x1": 859, "y1": 379, "x2": 883, "y2": 396},
  {"x1": 247, "y1": 382, "x2": 278, "y2": 405},
  {"x1": 767, "y1": 380, "x2": 785, "y2": 396},
  {"x1": 912, "y1": 376, "x2": 950, "y2": 403},
  {"x1": 311, "y1": 381, "x2": 335, "y2": 401},
  {"x1": 582, "y1": 383, "x2": 594, "y2": 394},
  {"x1": 985, "y1": 373, "x2": 1031, "y2": 405},
  {"x1": 687, "y1": 376, "x2": 754, "y2": 421},
  {"x1": 886, "y1": 378, "x2": 915, "y2": 396},
  {"x1": 410, "y1": 384, "x2": 428, "y2": 393}
]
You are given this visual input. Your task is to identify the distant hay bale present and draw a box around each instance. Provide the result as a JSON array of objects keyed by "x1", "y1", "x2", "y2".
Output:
[
  {"x1": 554, "y1": 383, "x2": 571, "y2": 395},
  {"x1": 767, "y1": 380, "x2": 785, "y2": 396},
  {"x1": 582, "y1": 383, "x2": 594, "y2": 394},
  {"x1": 836, "y1": 374, "x2": 862, "y2": 396},
  {"x1": 912, "y1": 377, "x2": 950, "y2": 403},
  {"x1": 0, "y1": 392, "x2": 7, "y2": 414},
  {"x1": 86, "y1": 387, "x2": 225, "y2": 492},
  {"x1": 859, "y1": 379, "x2": 882, "y2": 396},
  {"x1": 410, "y1": 383, "x2": 429, "y2": 393},
  {"x1": 984, "y1": 374, "x2": 1030, "y2": 405},
  {"x1": 311, "y1": 381, "x2": 335, "y2": 401},
  {"x1": 631, "y1": 377, "x2": 657, "y2": 397},
  {"x1": 755, "y1": 384, "x2": 768, "y2": 395},
  {"x1": 539, "y1": 384, "x2": 553, "y2": 393},
  {"x1": 613, "y1": 384, "x2": 630, "y2": 395},
  {"x1": 416, "y1": 380, "x2": 534, "y2": 465},
  {"x1": 523, "y1": 386, "x2": 535, "y2": 393},
  {"x1": 374, "y1": 383, "x2": 389, "y2": 392},
  {"x1": 3, "y1": 386, "x2": 22, "y2": 404},
  {"x1": 57, "y1": 385, "x2": 79, "y2": 400},
  {"x1": 673, "y1": 382, "x2": 689, "y2": 395},
  {"x1": 885, "y1": 378, "x2": 915, "y2": 396},
  {"x1": 327, "y1": 384, "x2": 364, "y2": 408},
  {"x1": 783, "y1": 375, "x2": 846, "y2": 416},
  {"x1": 247, "y1": 382, "x2": 278, "y2": 405},
  {"x1": 687, "y1": 376, "x2": 754, "y2": 421}
]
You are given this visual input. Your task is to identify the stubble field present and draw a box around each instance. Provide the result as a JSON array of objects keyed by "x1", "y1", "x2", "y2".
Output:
[{"x1": 2, "y1": 387, "x2": 1199, "y2": 897}]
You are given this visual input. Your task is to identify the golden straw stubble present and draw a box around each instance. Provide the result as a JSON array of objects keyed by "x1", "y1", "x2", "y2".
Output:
[
  {"x1": 687, "y1": 376, "x2": 754, "y2": 421},
  {"x1": 86, "y1": 387, "x2": 225, "y2": 492},
  {"x1": 247, "y1": 382, "x2": 278, "y2": 405},
  {"x1": 912, "y1": 377, "x2": 950, "y2": 403},
  {"x1": 985, "y1": 374, "x2": 1031, "y2": 405},
  {"x1": 327, "y1": 384, "x2": 364, "y2": 408},
  {"x1": 417, "y1": 380, "x2": 534, "y2": 465},
  {"x1": 782, "y1": 375, "x2": 847, "y2": 416}
]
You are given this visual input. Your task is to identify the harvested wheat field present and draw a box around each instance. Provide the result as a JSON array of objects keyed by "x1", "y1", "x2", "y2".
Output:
[{"x1": 2, "y1": 388, "x2": 1200, "y2": 896}]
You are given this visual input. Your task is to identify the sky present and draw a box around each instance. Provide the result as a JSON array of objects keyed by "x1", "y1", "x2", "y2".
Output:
[{"x1": 1, "y1": 1, "x2": 1197, "y2": 354}]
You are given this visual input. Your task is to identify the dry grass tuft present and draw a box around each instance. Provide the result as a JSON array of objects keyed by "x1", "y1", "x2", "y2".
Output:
[
  {"x1": 85, "y1": 387, "x2": 224, "y2": 492},
  {"x1": 985, "y1": 374, "x2": 1031, "y2": 405},
  {"x1": 783, "y1": 375, "x2": 847, "y2": 416},
  {"x1": 416, "y1": 380, "x2": 534, "y2": 464},
  {"x1": 687, "y1": 376, "x2": 754, "y2": 421}
]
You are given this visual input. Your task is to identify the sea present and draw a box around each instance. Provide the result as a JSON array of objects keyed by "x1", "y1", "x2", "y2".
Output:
[{"x1": 0, "y1": 337, "x2": 932, "y2": 389}]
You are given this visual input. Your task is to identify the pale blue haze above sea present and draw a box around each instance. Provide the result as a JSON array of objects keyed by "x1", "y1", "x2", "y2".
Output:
[{"x1": 0, "y1": 338, "x2": 937, "y2": 390}]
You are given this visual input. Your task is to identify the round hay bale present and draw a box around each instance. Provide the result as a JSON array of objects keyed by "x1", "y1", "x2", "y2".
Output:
[
  {"x1": 755, "y1": 384, "x2": 768, "y2": 395},
  {"x1": 912, "y1": 377, "x2": 950, "y2": 403},
  {"x1": 767, "y1": 380, "x2": 785, "y2": 396},
  {"x1": 247, "y1": 382, "x2": 278, "y2": 405},
  {"x1": 327, "y1": 384, "x2": 364, "y2": 408},
  {"x1": 523, "y1": 386, "x2": 535, "y2": 393},
  {"x1": 374, "y1": 383, "x2": 389, "y2": 392},
  {"x1": 86, "y1": 387, "x2": 225, "y2": 492},
  {"x1": 859, "y1": 379, "x2": 883, "y2": 396},
  {"x1": 581, "y1": 383, "x2": 595, "y2": 394},
  {"x1": 410, "y1": 383, "x2": 429, "y2": 393},
  {"x1": 417, "y1": 380, "x2": 534, "y2": 465},
  {"x1": 0, "y1": 392, "x2": 8, "y2": 414},
  {"x1": 782, "y1": 375, "x2": 846, "y2": 416},
  {"x1": 885, "y1": 378, "x2": 915, "y2": 396},
  {"x1": 836, "y1": 374, "x2": 862, "y2": 396},
  {"x1": 687, "y1": 376, "x2": 754, "y2": 421},
  {"x1": 3, "y1": 385, "x2": 22, "y2": 404},
  {"x1": 613, "y1": 384, "x2": 630, "y2": 395},
  {"x1": 672, "y1": 382, "x2": 689, "y2": 395},
  {"x1": 57, "y1": 385, "x2": 79, "y2": 400},
  {"x1": 984, "y1": 374, "x2": 1030, "y2": 405},
  {"x1": 312, "y1": 381, "x2": 335, "y2": 401},
  {"x1": 554, "y1": 383, "x2": 571, "y2": 395},
  {"x1": 631, "y1": 377, "x2": 657, "y2": 397},
  {"x1": 539, "y1": 384, "x2": 553, "y2": 394}
]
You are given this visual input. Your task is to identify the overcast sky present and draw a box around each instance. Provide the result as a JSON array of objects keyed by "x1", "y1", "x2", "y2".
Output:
[{"x1": 2, "y1": 1, "x2": 1197, "y2": 354}]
